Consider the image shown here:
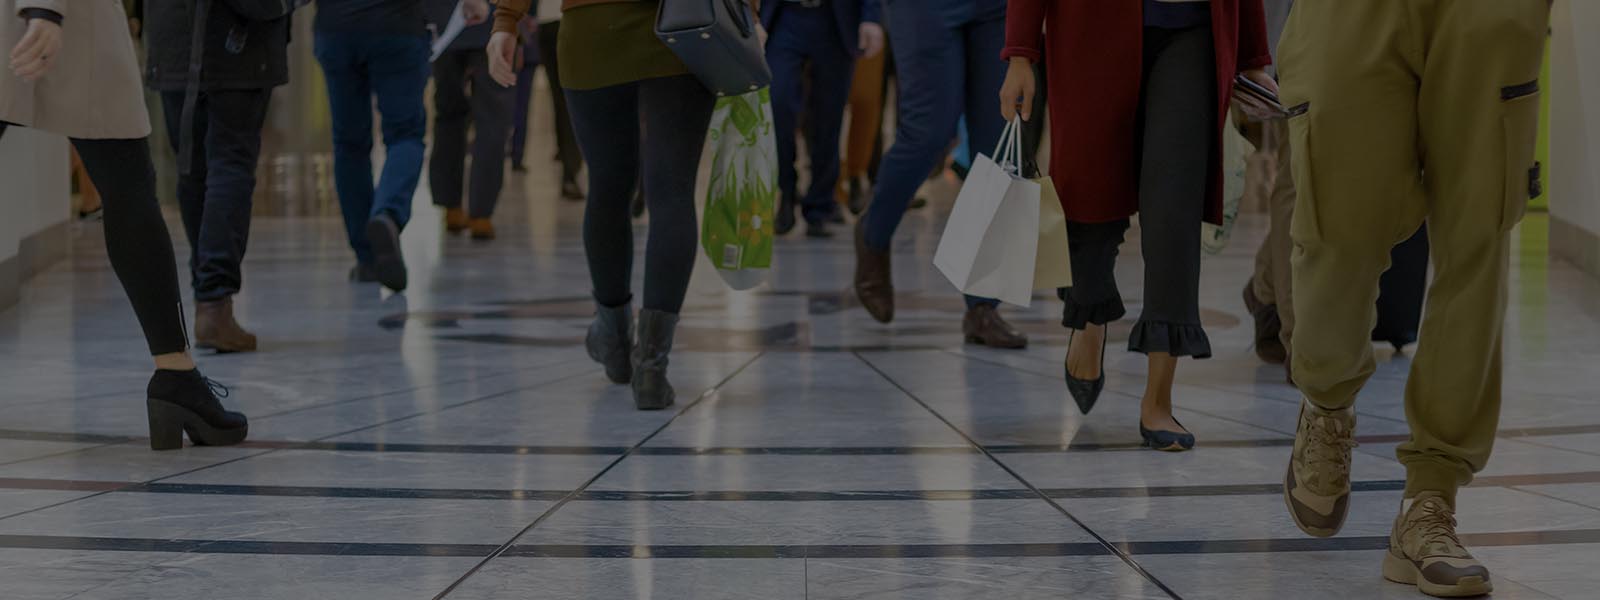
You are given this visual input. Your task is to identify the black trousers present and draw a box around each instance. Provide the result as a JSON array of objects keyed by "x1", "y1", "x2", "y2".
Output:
[
  {"x1": 537, "y1": 19, "x2": 583, "y2": 185},
  {"x1": 1061, "y1": 25, "x2": 1217, "y2": 359},
  {"x1": 430, "y1": 48, "x2": 516, "y2": 219},
  {"x1": 159, "y1": 89, "x2": 271, "y2": 302},
  {"x1": 565, "y1": 75, "x2": 714, "y2": 314},
  {"x1": 0, "y1": 123, "x2": 188, "y2": 355}
]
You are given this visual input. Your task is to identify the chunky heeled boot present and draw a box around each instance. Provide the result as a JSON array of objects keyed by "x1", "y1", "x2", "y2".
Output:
[
  {"x1": 146, "y1": 369, "x2": 249, "y2": 451},
  {"x1": 586, "y1": 301, "x2": 634, "y2": 384},
  {"x1": 631, "y1": 309, "x2": 679, "y2": 411}
]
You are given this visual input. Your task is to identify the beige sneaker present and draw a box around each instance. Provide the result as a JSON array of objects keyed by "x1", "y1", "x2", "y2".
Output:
[
  {"x1": 1283, "y1": 398, "x2": 1357, "y2": 537},
  {"x1": 1383, "y1": 492, "x2": 1492, "y2": 597}
]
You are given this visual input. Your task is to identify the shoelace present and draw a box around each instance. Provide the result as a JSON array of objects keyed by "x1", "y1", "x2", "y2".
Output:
[
  {"x1": 204, "y1": 377, "x2": 231, "y2": 400},
  {"x1": 1406, "y1": 499, "x2": 1466, "y2": 557},
  {"x1": 1304, "y1": 413, "x2": 1359, "y2": 485}
]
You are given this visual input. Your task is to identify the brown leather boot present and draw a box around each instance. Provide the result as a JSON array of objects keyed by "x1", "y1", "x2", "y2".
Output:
[
  {"x1": 853, "y1": 219, "x2": 894, "y2": 323},
  {"x1": 469, "y1": 218, "x2": 495, "y2": 240},
  {"x1": 194, "y1": 298, "x2": 257, "y2": 353},
  {"x1": 445, "y1": 207, "x2": 468, "y2": 233},
  {"x1": 962, "y1": 304, "x2": 1028, "y2": 349}
]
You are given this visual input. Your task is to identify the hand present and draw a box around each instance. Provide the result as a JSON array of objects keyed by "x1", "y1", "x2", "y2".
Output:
[
  {"x1": 998, "y1": 57, "x2": 1036, "y2": 122},
  {"x1": 858, "y1": 22, "x2": 885, "y2": 58},
  {"x1": 10, "y1": 18, "x2": 62, "y2": 83},
  {"x1": 462, "y1": 0, "x2": 490, "y2": 26},
  {"x1": 487, "y1": 31, "x2": 518, "y2": 87},
  {"x1": 756, "y1": 23, "x2": 768, "y2": 47},
  {"x1": 1241, "y1": 68, "x2": 1277, "y2": 95}
]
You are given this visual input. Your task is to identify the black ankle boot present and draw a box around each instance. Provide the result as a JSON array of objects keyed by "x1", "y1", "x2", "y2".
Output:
[
  {"x1": 586, "y1": 302, "x2": 634, "y2": 384},
  {"x1": 146, "y1": 369, "x2": 249, "y2": 451},
  {"x1": 632, "y1": 309, "x2": 679, "y2": 410}
]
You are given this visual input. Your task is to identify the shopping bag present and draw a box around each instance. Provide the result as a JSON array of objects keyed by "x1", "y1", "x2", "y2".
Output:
[
  {"x1": 1202, "y1": 109, "x2": 1250, "y2": 254},
  {"x1": 1033, "y1": 175, "x2": 1072, "y2": 289},
  {"x1": 933, "y1": 117, "x2": 1041, "y2": 307},
  {"x1": 702, "y1": 88, "x2": 777, "y2": 290}
]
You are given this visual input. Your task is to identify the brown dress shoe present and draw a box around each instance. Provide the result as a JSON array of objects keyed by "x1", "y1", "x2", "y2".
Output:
[
  {"x1": 469, "y1": 218, "x2": 495, "y2": 240},
  {"x1": 445, "y1": 207, "x2": 468, "y2": 233},
  {"x1": 195, "y1": 298, "x2": 257, "y2": 353},
  {"x1": 853, "y1": 220, "x2": 894, "y2": 323},
  {"x1": 962, "y1": 304, "x2": 1028, "y2": 349}
]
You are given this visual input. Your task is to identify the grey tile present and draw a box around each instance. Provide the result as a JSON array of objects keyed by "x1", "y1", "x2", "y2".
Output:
[
  {"x1": 447, "y1": 557, "x2": 805, "y2": 600},
  {"x1": 1473, "y1": 542, "x2": 1600, "y2": 600},
  {"x1": 522, "y1": 499, "x2": 1096, "y2": 546},
  {"x1": 589, "y1": 454, "x2": 1020, "y2": 492},
  {"x1": 1001, "y1": 444, "x2": 1405, "y2": 490},
  {"x1": 806, "y1": 556, "x2": 1169, "y2": 600},
  {"x1": 0, "y1": 492, "x2": 551, "y2": 545},
  {"x1": 164, "y1": 449, "x2": 616, "y2": 491},
  {"x1": 0, "y1": 489, "x2": 95, "y2": 517},
  {"x1": 0, "y1": 439, "x2": 102, "y2": 465},
  {"x1": 0, "y1": 549, "x2": 482, "y2": 600},
  {"x1": 0, "y1": 444, "x2": 263, "y2": 482}
]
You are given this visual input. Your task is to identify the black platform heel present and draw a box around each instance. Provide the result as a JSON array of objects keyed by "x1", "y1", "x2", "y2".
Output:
[
  {"x1": 1140, "y1": 417, "x2": 1195, "y2": 452},
  {"x1": 145, "y1": 370, "x2": 248, "y2": 451},
  {"x1": 1065, "y1": 329, "x2": 1107, "y2": 415}
]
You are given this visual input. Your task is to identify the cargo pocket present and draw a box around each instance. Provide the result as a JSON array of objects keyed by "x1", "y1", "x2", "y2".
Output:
[
  {"x1": 1500, "y1": 81, "x2": 1541, "y2": 231},
  {"x1": 1284, "y1": 102, "x2": 1322, "y2": 243}
]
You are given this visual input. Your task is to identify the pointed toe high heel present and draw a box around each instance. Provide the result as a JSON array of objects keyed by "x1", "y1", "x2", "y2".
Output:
[
  {"x1": 1065, "y1": 330, "x2": 1107, "y2": 415},
  {"x1": 1139, "y1": 417, "x2": 1195, "y2": 452}
]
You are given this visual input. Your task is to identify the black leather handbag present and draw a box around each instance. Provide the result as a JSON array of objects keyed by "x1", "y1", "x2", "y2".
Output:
[{"x1": 656, "y1": 0, "x2": 772, "y2": 96}]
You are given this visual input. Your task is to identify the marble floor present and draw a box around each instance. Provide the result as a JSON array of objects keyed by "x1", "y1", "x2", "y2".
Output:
[{"x1": 2, "y1": 137, "x2": 1599, "y2": 598}]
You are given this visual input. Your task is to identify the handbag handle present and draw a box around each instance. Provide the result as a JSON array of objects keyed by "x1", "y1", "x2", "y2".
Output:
[
  {"x1": 724, "y1": 0, "x2": 754, "y2": 37},
  {"x1": 990, "y1": 116, "x2": 1024, "y2": 174}
]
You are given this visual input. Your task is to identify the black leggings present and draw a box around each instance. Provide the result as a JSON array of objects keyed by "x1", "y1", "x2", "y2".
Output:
[
  {"x1": 564, "y1": 75, "x2": 715, "y2": 314},
  {"x1": 1061, "y1": 25, "x2": 1217, "y2": 359},
  {"x1": 1, "y1": 123, "x2": 188, "y2": 355}
]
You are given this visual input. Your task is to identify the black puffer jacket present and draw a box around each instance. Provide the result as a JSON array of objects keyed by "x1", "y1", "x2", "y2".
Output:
[{"x1": 144, "y1": 0, "x2": 294, "y2": 91}]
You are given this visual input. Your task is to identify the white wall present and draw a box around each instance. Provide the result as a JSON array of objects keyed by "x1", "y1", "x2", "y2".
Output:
[
  {"x1": 0, "y1": 126, "x2": 71, "y2": 308},
  {"x1": 1548, "y1": 0, "x2": 1600, "y2": 277}
]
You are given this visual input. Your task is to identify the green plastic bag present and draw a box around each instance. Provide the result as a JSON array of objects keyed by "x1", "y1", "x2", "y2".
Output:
[{"x1": 702, "y1": 89, "x2": 778, "y2": 290}]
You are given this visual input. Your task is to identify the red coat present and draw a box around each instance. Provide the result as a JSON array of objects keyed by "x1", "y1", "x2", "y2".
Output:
[{"x1": 1003, "y1": 0, "x2": 1272, "y2": 225}]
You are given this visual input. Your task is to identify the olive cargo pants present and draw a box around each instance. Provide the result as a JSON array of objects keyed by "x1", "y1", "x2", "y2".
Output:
[{"x1": 1279, "y1": 0, "x2": 1549, "y2": 504}]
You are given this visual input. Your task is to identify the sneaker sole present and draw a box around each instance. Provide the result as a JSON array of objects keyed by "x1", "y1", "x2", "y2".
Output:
[
  {"x1": 1283, "y1": 463, "x2": 1342, "y2": 538},
  {"x1": 1382, "y1": 551, "x2": 1493, "y2": 598}
]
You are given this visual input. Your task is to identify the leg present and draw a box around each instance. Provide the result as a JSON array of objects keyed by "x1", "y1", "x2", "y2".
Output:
[
  {"x1": 1246, "y1": 117, "x2": 1288, "y2": 364},
  {"x1": 958, "y1": 14, "x2": 1026, "y2": 345},
  {"x1": 429, "y1": 50, "x2": 470, "y2": 211},
  {"x1": 1278, "y1": 0, "x2": 1427, "y2": 541},
  {"x1": 466, "y1": 49, "x2": 517, "y2": 220},
  {"x1": 70, "y1": 138, "x2": 189, "y2": 357},
  {"x1": 190, "y1": 89, "x2": 270, "y2": 303},
  {"x1": 765, "y1": 14, "x2": 808, "y2": 231},
  {"x1": 843, "y1": 51, "x2": 887, "y2": 179},
  {"x1": 157, "y1": 90, "x2": 210, "y2": 288},
  {"x1": 1402, "y1": 0, "x2": 1548, "y2": 502},
  {"x1": 510, "y1": 59, "x2": 536, "y2": 166},
  {"x1": 566, "y1": 83, "x2": 642, "y2": 308},
  {"x1": 1060, "y1": 219, "x2": 1130, "y2": 413},
  {"x1": 797, "y1": 14, "x2": 855, "y2": 227},
  {"x1": 1264, "y1": 119, "x2": 1296, "y2": 359},
  {"x1": 540, "y1": 19, "x2": 583, "y2": 184},
  {"x1": 369, "y1": 34, "x2": 432, "y2": 229},
  {"x1": 862, "y1": 7, "x2": 964, "y2": 251},
  {"x1": 314, "y1": 33, "x2": 377, "y2": 264},
  {"x1": 637, "y1": 75, "x2": 716, "y2": 314}
]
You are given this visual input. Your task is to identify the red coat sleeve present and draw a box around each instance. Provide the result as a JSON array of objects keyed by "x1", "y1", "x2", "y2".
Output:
[
  {"x1": 1002, "y1": 0, "x2": 1045, "y2": 63},
  {"x1": 1236, "y1": 0, "x2": 1273, "y2": 71}
]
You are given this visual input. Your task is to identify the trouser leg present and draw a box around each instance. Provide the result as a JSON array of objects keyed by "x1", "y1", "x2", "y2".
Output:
[
  {"x1": 188, "y1": 89, "x2": 269, "y2": 302},
  {"x1": 637, "y1": 75, "x2": 716, "y2": 313},
  {"x1": 429, "y1": 51, "x2": 470, "y2": 211},
  {"x1": 467, "y1": 50, "x2": 515, "y2": 219},
  {"x1": 567, "y1": 83, "x2": 641, "y2": 307}
]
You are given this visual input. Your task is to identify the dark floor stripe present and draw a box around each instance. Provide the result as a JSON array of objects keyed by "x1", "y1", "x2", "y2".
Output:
[
  {"x1": 0, "y1": 424, "x2": 1592, "y2": 456},
  {"x1": 10, "y1": 473, "x2": 1596, "y2": 501},
  {"x1": 5, "y1": 528, "x2": 1598, "y2": 558}
]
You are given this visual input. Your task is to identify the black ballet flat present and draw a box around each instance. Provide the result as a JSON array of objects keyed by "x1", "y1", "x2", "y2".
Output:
[
  {"x1": 1140, "y1": 418, "x2": 1195, "y2": 452},
  {"x1": 1065, "y1": 330, "x2": 1107, "y2": 415}
]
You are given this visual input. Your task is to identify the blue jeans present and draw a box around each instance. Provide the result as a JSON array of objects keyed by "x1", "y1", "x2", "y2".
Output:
[
  {"x1": 864, "y1": 3, "x2": 1007, "y2": 309},
  {"x1": 313, "y1": 32, "x2": 430, "y2": 265},
  {"x1": 767, "y1": 4, "x2": 855, "y2": 225},
  {"x1": 159, "y1": 89, "x2": 271, "y2": 302}
]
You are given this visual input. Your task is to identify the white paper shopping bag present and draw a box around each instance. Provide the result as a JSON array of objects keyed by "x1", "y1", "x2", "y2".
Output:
[{"x1": 934, "y1": 118, "x2": 1043, "y2": 307}]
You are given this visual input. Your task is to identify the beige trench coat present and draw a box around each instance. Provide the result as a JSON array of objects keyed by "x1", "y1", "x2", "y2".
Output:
[{"x1": 0, "y1": 0, "x2": 150, "y2": 139}]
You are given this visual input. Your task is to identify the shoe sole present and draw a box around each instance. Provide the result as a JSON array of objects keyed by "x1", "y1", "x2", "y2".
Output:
[
  {"x1": 964, "y1": 335, "x2": 1028, "y2": 350},
  {"x1": 366, "y1": 218, "x2": 408, "y2": 292},
  {"x1": 1282, "y1": 463, "x2": 1343, "y2": 538},
  {"x1": 1382, "y1": 552, "x2": 1493, "y2": 598},
  {"x1": 146, "y1": 398, "x2": 248, "y2": 451}
]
